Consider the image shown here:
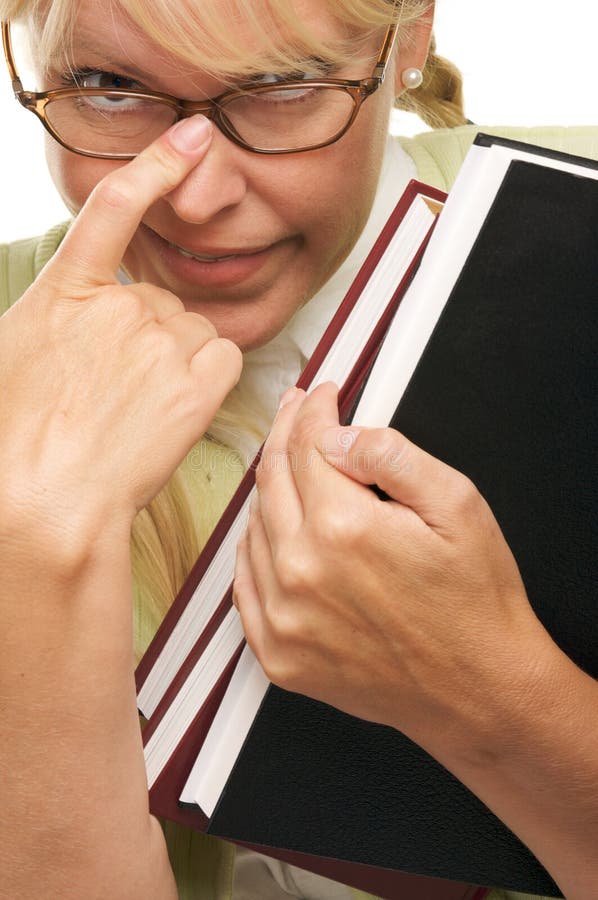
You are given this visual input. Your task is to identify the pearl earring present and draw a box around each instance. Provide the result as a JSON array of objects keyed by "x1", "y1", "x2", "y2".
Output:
[{"x1": 401, "y1": 67, "x2": 423, "y2": 90}]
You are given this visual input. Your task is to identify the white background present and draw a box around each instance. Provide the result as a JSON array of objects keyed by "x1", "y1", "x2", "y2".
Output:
[{"x1": 1, "y1": 0, "x2": 596, "y2": 242}]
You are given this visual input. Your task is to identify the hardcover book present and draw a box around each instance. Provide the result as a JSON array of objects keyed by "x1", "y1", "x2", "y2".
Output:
[{"x1": 138, "y1": 135, "x2": 598, "y2": 899}]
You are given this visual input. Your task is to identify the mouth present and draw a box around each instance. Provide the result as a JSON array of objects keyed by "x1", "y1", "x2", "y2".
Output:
[
  {"x1": 139, "y1": 223, "x2": 287, "y2": 289},
  {"x1": 165, "y1": 239, "x2": 243, "y2": 264},
  {"x1": 149, "y1": 225, "x2": 276, "y2": 264}
]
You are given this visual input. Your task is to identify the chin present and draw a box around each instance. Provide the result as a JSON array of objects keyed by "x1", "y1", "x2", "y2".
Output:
[
  {"x1": 199, "y1": 309, "x2": 297, "y2": 354},
  {"x1": 123, "y1": 239, "x2": 310, "y2": 353},
  {"x1": 175, "y1": 281, "x2": 311, "y2": 353}
]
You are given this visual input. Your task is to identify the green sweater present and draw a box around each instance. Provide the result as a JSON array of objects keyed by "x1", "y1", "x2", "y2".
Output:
[{"x1": 2, "y1": 124, "x2": 597, "y2": 900}]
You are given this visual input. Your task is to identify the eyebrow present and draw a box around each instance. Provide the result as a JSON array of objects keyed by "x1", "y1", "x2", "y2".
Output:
[
  {"x1": 50, "y1": 39, "x2": 160, "y2": 84},
  {"x1": 49, "y1": 38, "x2": 338, "y2": 91}
]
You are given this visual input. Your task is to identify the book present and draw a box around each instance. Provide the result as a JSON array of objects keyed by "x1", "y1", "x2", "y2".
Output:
[
  {"x1": 135, "y1": 179, "x2": 445, "y2": 720},
  {"x1": 137, "y1": 180, "x2": 493, "y2": 900},
  {"x1": 139, "y1": 135, "x2": 598, "y2": 898},
  {"x1": 173, "y1": 132, "x2": 598, "y2": 831}
]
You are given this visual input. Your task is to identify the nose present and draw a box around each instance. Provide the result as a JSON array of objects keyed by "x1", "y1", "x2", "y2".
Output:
[{"x1": 164, "y1": 127, "x2": 249, "y2": 223}]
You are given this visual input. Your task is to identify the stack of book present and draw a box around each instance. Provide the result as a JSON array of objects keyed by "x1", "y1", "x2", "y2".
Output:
[{"x1": 135, "y1": 134, "x2": 598, "y2": 900}]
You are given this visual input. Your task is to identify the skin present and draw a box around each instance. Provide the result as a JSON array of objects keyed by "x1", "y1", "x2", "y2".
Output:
[
  {"x1": 235, "y1": 385, "x2": 598, "y2": 900},
  {"x1": 1, "y1": 3, "x2": 431, "y2": 897},
  {"x1": 3, "y1": 0, "x2": 596, "y2": 898},
  {"x1": 42, "y1": 0, "x2": 431, "y2": 351},
  {"x1": 0, "y1": 119, "x2": 241, "y2": 898}
]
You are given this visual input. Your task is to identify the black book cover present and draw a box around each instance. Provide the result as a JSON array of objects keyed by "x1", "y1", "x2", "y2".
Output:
[
  {"x1": 202, "y1": 161, "x2": 597, "y2": 897},
  {"x1": 474, "y1": 130, "x2": 598, "y2": 171}
]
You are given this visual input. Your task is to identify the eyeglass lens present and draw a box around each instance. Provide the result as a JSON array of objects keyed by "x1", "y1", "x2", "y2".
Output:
[{"x1": 43, "y1": 85, "x2": 357, "y2": 155}]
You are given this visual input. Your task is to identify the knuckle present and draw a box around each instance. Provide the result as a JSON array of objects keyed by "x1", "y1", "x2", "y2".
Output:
[
  {"x1": 143, "y1": 141, "x2": 185, "y2": 185},
  {"x1": 289, "y1": 409, "x2": 320, "y2": 452},
  {"x1": 260, "y1": 627, "x2": 305, "y2": 691},
  {"x1": 266, "y1": 661, "x2": 304, "y2": 695},
  {"x1": 275, "y1": 552, "x2": 309, "y2": 595},
  {"x1": 122, "y1": 288, "x2": 149, "y2": 320},
  {"x1": 186, "y1": 310, "x2": 218, "y2": 339},
  {"x1": 149, "y1": 328, "x2": 180, "y2": 363},
  {"x1": 268, "y1": 607, "x2": 299, "y2": 645},
  {"x1": 274, "y1": 546, "x2": 321, "y2": 596},
  {"x1": 188, "y1": 335, "x2": 242, "y2": 384},
  {"x1": 450, "y1": 472, "x2": 482, "y2": 515},
  {"x1": 313, "y1": 501, "x2": 362, "y2": 546},
  {"x1": 375, "y1": 429, "x2": 409, "y2": 471},
  {"x1": 245, "y1": 507, "x2": 263, "y2": 545},
  {"x1": 204, "y1": 337, "x2": 243, "y2": 384},
  {"x1": 93, "y1": 175, "x2": 136, "y2": 212},
  {"x1": 152, "y1": 287, "x2": 185, "y2": 316},
  {"x1": 214, "y1": 338, "x2": 243, "y2": 382},
  {"x1": 106, "y1": 288, "x2": 151, "y2": 330},
  {"x1": 260, "y1": 653, "x2": 292, "y2": 689},
  {"x1": 256, "y1": 448, "x2": 293, "y2": 487}
]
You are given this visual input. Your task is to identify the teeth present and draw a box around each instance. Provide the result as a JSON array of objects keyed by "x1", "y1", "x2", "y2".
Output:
[{"x1": 168, "y1": 241, "x2": 236, "y2": 263}]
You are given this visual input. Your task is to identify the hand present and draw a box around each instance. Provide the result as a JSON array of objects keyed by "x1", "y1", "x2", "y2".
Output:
[
  {"x1": 234, "y1": 383, "x2": 555, "y2": 756},
  {"x1": 235, "y1": 383, "x2": 598, "y2": 900},
  {"x1": 0, "y1": 116, "x2": 241, "y2": 896},
  {"x1": 0, "y1": 116, "x2": 241, "y2": 563}
]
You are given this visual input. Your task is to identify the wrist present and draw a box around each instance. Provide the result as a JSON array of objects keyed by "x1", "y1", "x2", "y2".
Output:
[
  {"x1": 407, "y1": 612, "x2": 567, "y2": 770},
  {"x1": 0, "y1": 475, "x2": 132, "y2": 581},
  {"x1": 421, "y1": 624, "x2": 598, "y2": 900},
  {"x1": 422, "y1": 618, "x2": 584, "y2": 780}
]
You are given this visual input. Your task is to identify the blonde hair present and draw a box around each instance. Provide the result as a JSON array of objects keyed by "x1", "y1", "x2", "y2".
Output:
[
  {"x1": 4, "y1": 0, "x2": 466, "y2": 126},
  {"x1": 397, "y1": 34, "x2": 465, "y2": 128},
  {"x1": 130, "y1": 475, "x2": 201, "y2": 659},
  {"x1": 1, "y1": 0, "x2": 465, "y2": 648}
]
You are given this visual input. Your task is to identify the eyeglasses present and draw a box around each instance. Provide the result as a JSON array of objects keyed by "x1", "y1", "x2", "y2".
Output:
[{"x1": 1, "y1": 19, "x2": 398, "y2": 158}]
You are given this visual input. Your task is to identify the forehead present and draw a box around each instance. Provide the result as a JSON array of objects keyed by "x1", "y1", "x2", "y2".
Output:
[{"x1": 66, "y1": 0, "x2": 358, "y2": 65}]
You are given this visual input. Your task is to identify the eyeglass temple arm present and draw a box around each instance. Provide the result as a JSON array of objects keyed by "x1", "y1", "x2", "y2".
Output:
[
  {"x1": 2, "y1": 21, "x2": 25, "y2": 92},
  {"x1": 372, "y1": 21, "x2": 398, "y2": 82}
]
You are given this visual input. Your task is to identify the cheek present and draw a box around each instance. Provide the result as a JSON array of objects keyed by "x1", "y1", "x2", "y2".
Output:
[
  {"x1": 45, "y1": 136, "x2": 119, "y2": 217},
  {"x1": 285, "y1": 97, "x2": 390, "y2": 271}
]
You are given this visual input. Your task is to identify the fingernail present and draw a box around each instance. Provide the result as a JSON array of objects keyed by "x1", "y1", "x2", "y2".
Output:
[
  {"x1": 319, "y1": 427, "x2": 360, "y2": 462},
  {"x1": 170, "y1": 115, "x2": 212, "y2": 152}
]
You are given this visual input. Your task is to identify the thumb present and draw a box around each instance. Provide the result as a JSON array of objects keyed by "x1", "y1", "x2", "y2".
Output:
[{"x1": 317, "y1": 425, "x2": 475, "y2": 529}]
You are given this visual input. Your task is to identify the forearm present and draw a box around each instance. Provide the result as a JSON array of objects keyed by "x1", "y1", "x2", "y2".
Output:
[
  {"x1": 420, "y1": 633, "x2": 598, "y2": 900},
  {"x1": 1, "y1": 518, "x2": 176, "y2": 900},
  {"x1": 0, "y1": 117, "x2": 244, "y2": 900}
]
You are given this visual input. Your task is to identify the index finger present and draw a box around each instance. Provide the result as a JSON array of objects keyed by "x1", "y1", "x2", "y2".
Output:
[
  {"x1": 46, "y1": 115, "x2": 213, "y2": 288},
  {"x1": 257, "y1": 383, "x2": 344, "y2": 542},
  {"x1": 255, "y1": 387, "x2": 307, "y2": 539},
  {"x1": 285, "y1": 381, "x2": 354, "y2": 519}
]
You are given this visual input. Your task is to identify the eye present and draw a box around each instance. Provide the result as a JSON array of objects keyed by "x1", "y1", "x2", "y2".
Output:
[
  {"x1": 253, "y1": 71, "x2": 314, "y2": 86},
  {"x1": 58, "y1": 68, "x2": 153, "y2": 114},
  {"x1": 254, "y1": 84, "x2": 315, "y2": 103},
  {"x1": 245, "y1": 58, "x2": 333, "y2": 88},
  {"x1": 242, "y1": 68, "x2": 329, "y2": 104},
  {"x1": 64, "y1": 68, "x2": 143, "y2": 92}
]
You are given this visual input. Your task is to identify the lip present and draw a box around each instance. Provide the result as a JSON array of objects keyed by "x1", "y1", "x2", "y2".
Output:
[
  {"x1": 164, "y1": 237, "x2": 274, "y2": 260},
  {"x1": 141, "y1": 224, "x2": 280, "y2": 288}
]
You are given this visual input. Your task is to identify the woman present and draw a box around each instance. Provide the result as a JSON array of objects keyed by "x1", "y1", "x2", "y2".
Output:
[{"x1": 0, "y1": 1, "x2": 596, "y2": 898}]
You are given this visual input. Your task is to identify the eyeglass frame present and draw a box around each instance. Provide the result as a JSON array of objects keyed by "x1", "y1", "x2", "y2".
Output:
[{"x1": 1, "y1": 18, "x2": 399, "y2": 158}]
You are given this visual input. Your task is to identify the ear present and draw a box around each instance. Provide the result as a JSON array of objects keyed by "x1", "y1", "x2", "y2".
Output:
[{"x1": 393, "y1": 1, "x2": 434, "y2": 96}]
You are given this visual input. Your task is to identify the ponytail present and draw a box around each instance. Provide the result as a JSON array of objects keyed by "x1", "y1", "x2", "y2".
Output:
[{"x1": 396, "y1": 34, "x2": 467, "y2": 128}]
